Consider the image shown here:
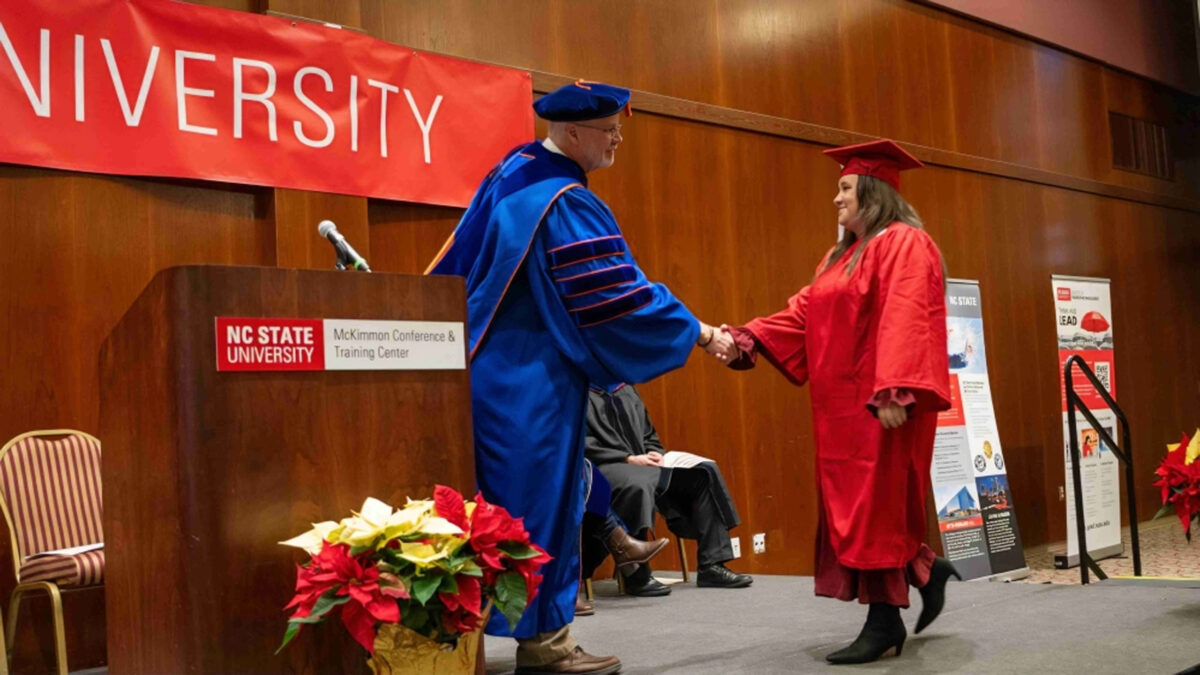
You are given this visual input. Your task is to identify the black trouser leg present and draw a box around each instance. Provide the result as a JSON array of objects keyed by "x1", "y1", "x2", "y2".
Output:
[
  {"x1": 660, "y1": 468, "x2": 734, "y2": 568},
  {"x1": 580, "y1": 511, "x2": 610, "y2": 579},
  {"x1": 694, "y1": 506, "x2": 735, "y2": 567},
  {"x1": 625, "y1": 554, "x2": 652, "y2": 584}
]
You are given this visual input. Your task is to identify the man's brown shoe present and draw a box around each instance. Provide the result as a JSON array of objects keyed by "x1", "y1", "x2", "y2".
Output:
[
  {"x1": 604, "y1": 529, "x2": 669, "y2": 571},
  {"x1": 515, "y1": 646, "x2": 621, "y2": 674},
  {"x1": 575, "y1": 591, "x2": 595, "y2": 616}
]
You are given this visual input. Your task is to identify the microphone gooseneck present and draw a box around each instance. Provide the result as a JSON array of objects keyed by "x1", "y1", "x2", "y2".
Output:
[{"x1": 317, "y1": 220, "x2": 371, "y2": 272}]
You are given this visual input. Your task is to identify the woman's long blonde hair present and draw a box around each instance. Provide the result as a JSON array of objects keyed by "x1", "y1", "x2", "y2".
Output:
[{"x1": 821, "y1": 174, "x2": 932, "y2": 277}]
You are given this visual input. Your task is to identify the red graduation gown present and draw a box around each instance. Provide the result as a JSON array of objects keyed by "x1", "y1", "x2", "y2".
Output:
[{"x1": 743, "y1": 223, "x2": 950, "y2": 570}]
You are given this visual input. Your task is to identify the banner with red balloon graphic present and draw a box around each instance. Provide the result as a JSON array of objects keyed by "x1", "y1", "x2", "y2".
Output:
[{"x1": 1051, "y1": 275, "x2": 1120, "y2": 568}]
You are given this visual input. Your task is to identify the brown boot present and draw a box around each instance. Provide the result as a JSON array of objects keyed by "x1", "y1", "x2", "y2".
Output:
[
  {"x1": 515, "y1": 646, "x2": 621, "y2": 674},
  {"x1": 604, "y1": 529, "x2": 669, "y2": 571}
]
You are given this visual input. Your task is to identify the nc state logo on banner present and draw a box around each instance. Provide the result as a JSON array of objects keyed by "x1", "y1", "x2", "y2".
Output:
[
  {"x1": 0, "y1": 0, "x2": 533, "y2": 207},
  {"x1": 216, "y1": 317, "x2": 324, "y2": 371}
]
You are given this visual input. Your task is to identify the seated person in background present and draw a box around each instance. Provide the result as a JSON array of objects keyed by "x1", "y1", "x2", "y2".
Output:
[
  {"x1": 576, "y1": 459, "x2": 669, "y2": 615},
  {"x1": 583, "y1": 384, "x2": 752, "y2": 595}
]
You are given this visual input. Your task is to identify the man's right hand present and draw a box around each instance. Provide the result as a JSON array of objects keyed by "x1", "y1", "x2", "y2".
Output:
[
  {"x1": 627, "y1": 451, "x2": 663, "y2": 467},
  {"x1": 708, "y1": 325, "x2": 740, "y2": 363}
]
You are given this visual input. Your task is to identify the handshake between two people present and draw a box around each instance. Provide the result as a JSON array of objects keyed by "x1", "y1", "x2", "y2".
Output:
[{"x1": 696, "y1": 322, "x2": 740, "y2": 364}]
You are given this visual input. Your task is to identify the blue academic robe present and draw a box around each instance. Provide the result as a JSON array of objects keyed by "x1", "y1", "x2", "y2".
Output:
[{"x1": 428, "y1": 141, "x2": 697, "y2": 638}]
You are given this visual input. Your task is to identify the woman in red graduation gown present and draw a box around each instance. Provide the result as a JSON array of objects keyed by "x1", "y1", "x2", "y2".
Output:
[{"x1": 721, "y1": 140, "x2": 960, "y2": 664}]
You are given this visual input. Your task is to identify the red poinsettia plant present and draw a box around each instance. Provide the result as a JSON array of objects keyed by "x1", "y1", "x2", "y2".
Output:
[
  {"x1": 276, "y1": 485, "x2": 551, "y2": 654},
  {"x1": 1153, "y1": 430, "x2": 1200, "y2": 541}
]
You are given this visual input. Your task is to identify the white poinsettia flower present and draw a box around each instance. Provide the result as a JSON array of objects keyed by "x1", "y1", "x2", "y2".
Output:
[
  {"x1": 398, "y1": 541, "x2": 452, "y2": 567},
  {"x1": 420, "y1": 516, "x2": 464, "y2": 536},
  {"x1": 383, "y1": 501, "x2": 435, "y2": 541},
  {"x1": 279, "y1": 520, "x2": 340, "y2": 554},
  {"x1": 313, "y1": 520, "x2": 339, "y2": 541},
  {"x1": 334, "y1": 515, "x2": 386, "y2": 548},
  {"x1": 356, "y1": 497, "x2": 395, "y2": 526}
]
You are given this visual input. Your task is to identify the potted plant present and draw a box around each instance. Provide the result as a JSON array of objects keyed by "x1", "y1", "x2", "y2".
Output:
[
  {"x1": 277, "y1": 485, "x2": 550, "y2": 673},
  {"x1": 1154, "y1": 430, "x2": 1200, "y2": 541}
]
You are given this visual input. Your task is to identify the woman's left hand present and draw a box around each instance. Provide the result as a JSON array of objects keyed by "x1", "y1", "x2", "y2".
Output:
[{"x1": 878, "y1": 402, "x2": 908, "y2": 429}]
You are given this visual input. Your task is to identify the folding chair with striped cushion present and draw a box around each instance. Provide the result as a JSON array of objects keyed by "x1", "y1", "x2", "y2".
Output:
[
  {"x1": 0, "y1": 608, "x2": 8, "y2": 675},
  {"x1": 0, "y1": 430, "x2": 104, "y2": 675}
]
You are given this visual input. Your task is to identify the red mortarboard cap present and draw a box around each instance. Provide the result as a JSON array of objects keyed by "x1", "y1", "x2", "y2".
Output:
[
  {"x1": 1081, "y1": 311, "x2": 1110, "y2": 333},
  {"x1": 823, "y1": 139, "x2": 923, "y2": 192}
]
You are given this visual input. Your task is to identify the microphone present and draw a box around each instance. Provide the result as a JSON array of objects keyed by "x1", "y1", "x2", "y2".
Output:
[{"x1": 318, "y1": 220, "x2": 371, "y2": 272}]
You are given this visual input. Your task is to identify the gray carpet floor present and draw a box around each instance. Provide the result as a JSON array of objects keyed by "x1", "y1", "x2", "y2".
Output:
[{"x1": 484, "y1": 574, "x2": 1200, "y2": 674}]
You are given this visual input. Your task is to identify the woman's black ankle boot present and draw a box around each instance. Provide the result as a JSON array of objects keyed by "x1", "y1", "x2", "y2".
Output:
[
  {"x1": 826, "y1": 603, "x2": 906, "y2": 665},
  {"x1": 915, "y1": 556, "x2": 962, "y2": 634}
]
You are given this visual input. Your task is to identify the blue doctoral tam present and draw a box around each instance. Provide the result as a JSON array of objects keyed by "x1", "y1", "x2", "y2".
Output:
[{"x1": 533, "y1": 80, "x2": 632, "y2": 121}]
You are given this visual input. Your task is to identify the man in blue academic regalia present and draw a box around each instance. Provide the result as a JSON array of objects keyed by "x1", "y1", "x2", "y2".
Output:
[{"x1": 427, "y1": 80, "x2": 733, "y2": 674}]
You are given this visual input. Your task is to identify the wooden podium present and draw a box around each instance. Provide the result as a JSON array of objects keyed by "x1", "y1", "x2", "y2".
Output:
[{"x1": 98, "y1": 266, "x2": 476, "y2": 674}]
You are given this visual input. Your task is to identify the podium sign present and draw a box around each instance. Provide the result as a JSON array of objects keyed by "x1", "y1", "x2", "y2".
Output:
[{"x1": 215, "y1": 317, "x2": 465, "y2": 371}]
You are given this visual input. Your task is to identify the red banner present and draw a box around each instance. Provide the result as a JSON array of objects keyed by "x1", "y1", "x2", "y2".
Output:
[
  {"x1": 0, "y1": 1, "x2": 533, "y2": 207},
  {"x1": 1057, "y1": 349, "x2": 1116, "y2": 412}
]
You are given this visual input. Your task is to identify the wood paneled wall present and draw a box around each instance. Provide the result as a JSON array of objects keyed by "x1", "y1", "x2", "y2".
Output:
[
  {"x1": 350, "y1": 0, "x2": 1198, "y2": 202},
  {"x1": 923, "y1": 0, "x2": 1200, "y2": 93},
  {"x1": 348, "y1": 0, "x2": 1200, "y2": 569},
  {"x1": 2, "y1": 0, "x2": 1199, "y2": 670}
]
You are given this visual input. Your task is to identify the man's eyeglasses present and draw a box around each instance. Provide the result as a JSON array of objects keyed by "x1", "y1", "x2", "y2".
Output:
[{"x1": 574, "y1": 123, "x2": 623, "y2": 138}]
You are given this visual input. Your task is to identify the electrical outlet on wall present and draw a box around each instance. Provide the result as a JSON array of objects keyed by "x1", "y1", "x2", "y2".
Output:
[
  {"x1": 752, "y1": 532, "x2": 766, "y2": 554},
  {"x1": 730, "y1": 536, "x2": 741, "y2": 559}
]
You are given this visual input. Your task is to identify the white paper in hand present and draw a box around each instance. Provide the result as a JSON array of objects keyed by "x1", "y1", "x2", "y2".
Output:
[{"x1": 660, "y1": 451, "x2": 713, "y2": 469}]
